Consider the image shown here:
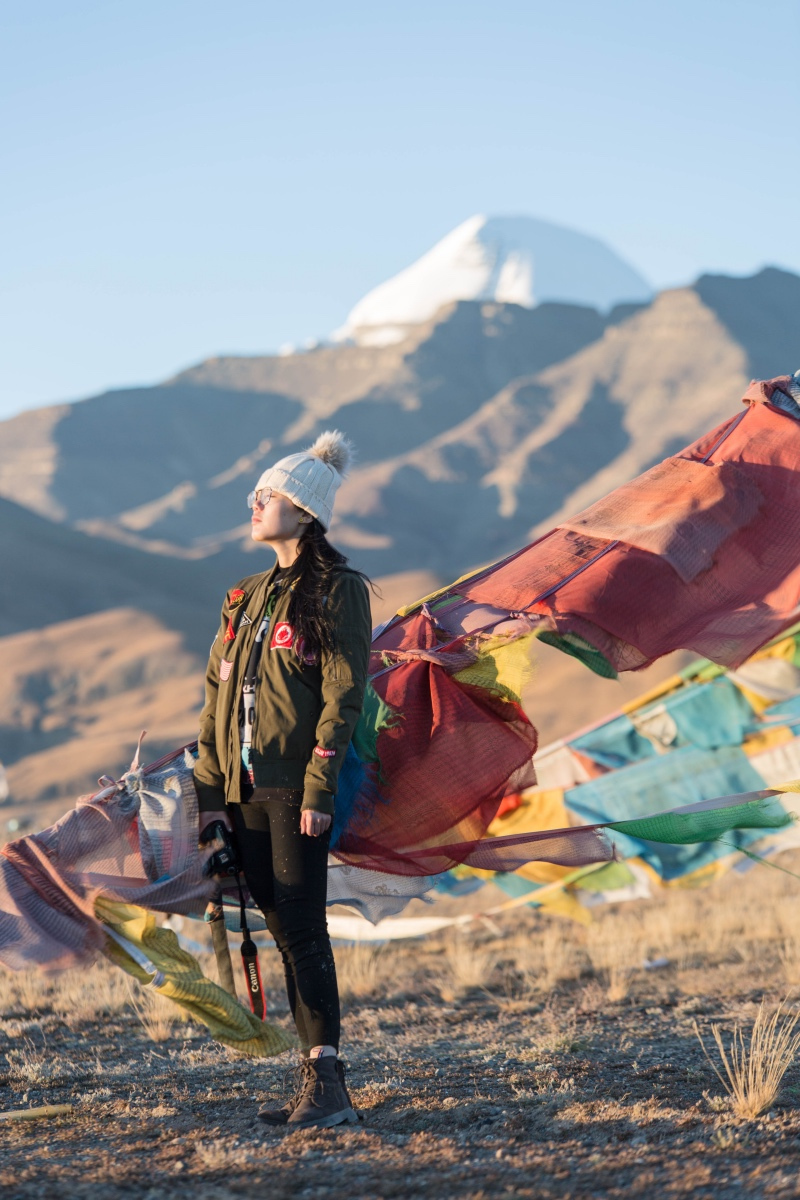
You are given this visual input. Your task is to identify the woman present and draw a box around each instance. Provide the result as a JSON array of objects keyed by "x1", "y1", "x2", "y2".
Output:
[{"x1": 193, "y1": 431, "x2": 372, "y2": 1130}]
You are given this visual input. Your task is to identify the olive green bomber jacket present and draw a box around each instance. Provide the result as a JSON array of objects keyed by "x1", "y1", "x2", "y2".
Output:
[{"x1": 193, "y1": 565, "x2": 371, "y2": 816}]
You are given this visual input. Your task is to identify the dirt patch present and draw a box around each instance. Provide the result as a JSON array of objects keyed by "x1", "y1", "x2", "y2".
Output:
[{"x1": 3, "y1": 864, "x2": 800, "y2": 1199}]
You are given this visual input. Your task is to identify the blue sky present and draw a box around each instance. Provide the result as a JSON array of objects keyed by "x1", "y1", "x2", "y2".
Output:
[{"x1": 2, "y1": 0, "x2": 798, "y2": 416}]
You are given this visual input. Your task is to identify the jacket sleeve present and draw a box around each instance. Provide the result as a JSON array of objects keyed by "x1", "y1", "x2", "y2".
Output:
[
  {"x1": 302, "y1": 573, "x2": 372, "y2": 814},
  {"x1": 193, "y1": 599, "x2": 229, "y2": 813}
]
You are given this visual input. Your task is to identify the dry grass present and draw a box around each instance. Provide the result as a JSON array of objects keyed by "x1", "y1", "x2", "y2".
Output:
[
  {"x1": 436, "y1": 932, "x2": 499, "y2": 1000},
  {"x1": 694, "y1": 997, "x2": 800, "y2": 1118},
  {"x1": 5, "y1": 1040, "x2": 86, "y2": 1088},
  {"x1": 60, "y1": 967, "x2": 131, "y2": 1025},
  {"x1": 514, "y1": 922, "x2": 586, "y2": 994},
  {"x1": 585, "y1": 914, "x2": 642, "y2": 1001},
  {"x1": 0, "y1": 961, "x2": 130, "y2": 1023},
  {"x1": 335, "y1": 943, "x2": 385, "y2": 1002},
  {"x1": 336, "y1": 851, "x2": 800, "y2": 1017},
  {"x1": 127, "y1": 984, "x2": 178, "y2": 1044},
  {"x1": 532, "y1": 1002, "x2": 591, "y2": 1055},
  {"x1": 779, "y1": 936, "x2": 800, "y2": 986},
  {"x1": 194, "y1": 1138, "x2": 261, "y2": 1169}
]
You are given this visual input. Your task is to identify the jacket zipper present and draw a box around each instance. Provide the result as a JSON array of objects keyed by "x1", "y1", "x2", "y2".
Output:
[{"x1": 249, "y1": 576, "x2": 286, "y2": 762}]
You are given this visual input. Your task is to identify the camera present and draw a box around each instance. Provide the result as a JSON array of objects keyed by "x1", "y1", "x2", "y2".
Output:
[{"x1": 199, "y1": 819, "x2": 240, "y2": 879}]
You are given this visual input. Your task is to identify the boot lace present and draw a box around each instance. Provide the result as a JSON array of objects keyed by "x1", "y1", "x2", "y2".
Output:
[
  {"x1": 263, "y1": 1061, "x2": 305, "y2": 1106},
  {"x1": 297, "y1": 1058, "x2": 330, "y2": 1107},
  {"x1": 283, "y1": 1061, "x2": 306, "y2": 1096}
]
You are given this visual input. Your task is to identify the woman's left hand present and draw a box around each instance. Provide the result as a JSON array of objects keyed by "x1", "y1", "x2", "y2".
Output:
[{"x1": 300, "y1": 809, "x2": 332, "y2": 837}]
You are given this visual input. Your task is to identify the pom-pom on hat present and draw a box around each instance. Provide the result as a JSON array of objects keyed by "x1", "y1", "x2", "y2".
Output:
[{"x1": 254, "y1": 430, "x2": 352, "y2": 530}]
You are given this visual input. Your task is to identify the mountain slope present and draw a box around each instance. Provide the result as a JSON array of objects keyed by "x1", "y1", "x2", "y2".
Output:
[
  {"x1": 329, "y1": 274, "x2": 799, "y2": 574},
  {"x1": 694, "y1": 267, "x2": 800, "y2": 382},
  {"x1": 0, "y1": 269, "x2": 797, "y2": 584},
  {"x1": 0, "y1": 567, "x2": 439, "y2": 814},
  {"x1": 0, "y1": 300, "x2": 608, "y2": 558},
  {"x1": 0, "y1": 496, "x2": 228, "y2": 654},
  {"x1": 0, "y1": 609, "x2": 205, "y2": 811},
  {"x1": 0, "y1": 385, "x2": 303, "y2": 524}
]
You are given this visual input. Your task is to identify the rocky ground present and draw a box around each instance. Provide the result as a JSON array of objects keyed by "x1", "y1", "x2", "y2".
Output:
[{"x1": 2, "y1": 863, "x2": 800, "y2": 1200}]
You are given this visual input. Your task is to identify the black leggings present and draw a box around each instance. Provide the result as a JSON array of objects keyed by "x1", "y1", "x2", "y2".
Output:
[{"x1": 229, "y1": 797, "x2": 339, "y2": 1051}]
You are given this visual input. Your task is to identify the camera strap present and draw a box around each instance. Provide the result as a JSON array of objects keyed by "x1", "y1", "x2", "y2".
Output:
[
  {"x1": 201, "y1": 819, "x2": 266, "y2": 1020},
  {"x1": 235, "y1": 873, "x2": 266, "y2": 1021},
  {"x1": 206, "y1": 896, "x2": 237, "y2": 998}
]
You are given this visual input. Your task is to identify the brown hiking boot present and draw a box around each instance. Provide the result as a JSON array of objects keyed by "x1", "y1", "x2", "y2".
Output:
[
  {"x1": 336, "y1": 1058, "x2": 361, "y2": 1121},
  {"x1": 257, "y1": 1061, "x2": 305, "y2": 1126},
  {"x1": 286, "y1": 1056, "x2": 358, "y2": 1130}
]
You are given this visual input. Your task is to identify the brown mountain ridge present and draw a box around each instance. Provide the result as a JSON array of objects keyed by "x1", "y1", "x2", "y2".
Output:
[{"x1": 1, "y1": 268, "x2": 797, "y2": 583}]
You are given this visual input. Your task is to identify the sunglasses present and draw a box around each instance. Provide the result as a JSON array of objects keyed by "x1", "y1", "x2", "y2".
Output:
[{"x1": 246, "y1": 487, "x2": 274, "y2": 510}]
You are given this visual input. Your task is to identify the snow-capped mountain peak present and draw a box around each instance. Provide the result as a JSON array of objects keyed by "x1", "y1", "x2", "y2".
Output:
[{"x1": 334, "y1": 214, "x2": 652, "y2": 345}]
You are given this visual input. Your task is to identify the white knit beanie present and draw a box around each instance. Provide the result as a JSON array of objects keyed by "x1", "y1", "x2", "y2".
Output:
[{"x1": 254, "y1": 430, "x2": 352, "y2": 530}]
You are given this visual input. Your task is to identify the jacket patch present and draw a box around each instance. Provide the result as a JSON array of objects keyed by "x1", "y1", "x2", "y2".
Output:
[
  {"x1": 223, "y1": 618, "x2": 236, "y2": 644},
  {"x1": 270, "y1": 622, "x2": 295, "y2": 650},
  {"x1": 229, "y1": 589, "x2": 246, "y2": 608},
  {"x1": 240, "y1": 612, "x2": 253, "y2": 626},
  {"x1": 313, "y1": 745, "x2": 336, "y2": 758},
  {"x1": 220, "y1": 659, "x2": 233, "y2": 681}
]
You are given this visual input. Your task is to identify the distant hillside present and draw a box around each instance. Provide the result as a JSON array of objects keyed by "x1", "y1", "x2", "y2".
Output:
[
  {"x1": 0, "y1": 544, "x2": 440, "y2": 815},
  {"x1": 0, "y1": 496, "x2": 226, "y2": 653},
  {"x1": 0, "y1": 299, "x2": 609, "y2": 570},
  {"x1": 0, "y1": 609, "x2": 204, "y2": 815},
  {"x1": 0, "y1": 600, "x2": 689, "y2": 823},
  {"x1": 1, "y1": 268, "x2": 797, "y2": 584}
]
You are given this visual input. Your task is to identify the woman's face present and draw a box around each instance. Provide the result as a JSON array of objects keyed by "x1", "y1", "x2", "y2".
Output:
[{"x1": 250, "y1": 489, "x2": 309, "y2": 544}]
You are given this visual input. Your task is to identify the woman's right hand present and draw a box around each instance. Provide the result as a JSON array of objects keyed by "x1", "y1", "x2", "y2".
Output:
[
  {"x1": 198, "y1": 809, "x2": 232, "y2": 841},
  {"x1": 300, "y1": 809, "x2": 332, "y2": 837},
  {"x1": 197, "y1": 810, "x2": 236, "y2": 879}
]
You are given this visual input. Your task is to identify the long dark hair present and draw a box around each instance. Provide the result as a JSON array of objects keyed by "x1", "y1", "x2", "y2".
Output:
[{"x1": 283, "y1": 519, "x2": 373, "y2": 659}]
